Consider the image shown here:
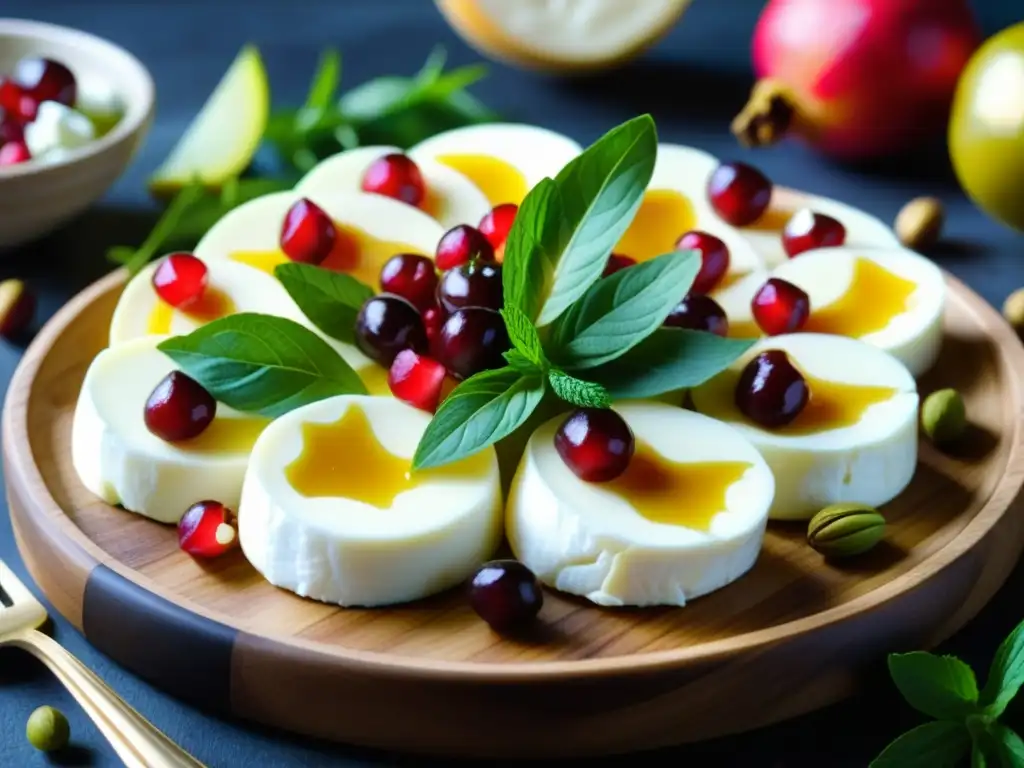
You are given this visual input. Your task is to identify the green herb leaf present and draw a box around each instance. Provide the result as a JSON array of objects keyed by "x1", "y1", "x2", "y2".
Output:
[
  {"x1": 157, "y1": 312, "x2": 366, "y2": 418},
  {"x1": 981, "y1": 618, "x2": 1024, "y2": 717},
  {"x1": 973, "y1": 740, "x2": 990, "y2": 768},
  {"x1": 587, "y1": 328, "x2": 754, "y2": 399},
  {"x1": 503, "y1": 349, "x2": 540, "y2": 374},
  {"x1": 412, "y1": 368, "x2": 545, "y2": 470},
  {"x1": 338, "y1": 76, "x2": 415, "y2": 124},
  {"x1": 501, "y1": 306, "x2": 546, "y2": 369},
  {"x1": 548, "y1": 370, "x2": 610, "y2": 408},
  {"x1": 870, "y1": 721, "x2": 971, "y2": 768},
  {"x1": 535, "y1": 114, "x2": 658, "y2": 326},
  {"x1": 304, "y1": 48, "x2": 341, "y2": 111},
  {"x1": 548, "y1": 250, "x2": 699, "y2": 370},
  {"x1": 273, "y1": 263, "x2": 373, "y2": 344},
  {"x1": 991, "y1": 723, "x2": 1024, "y2": 766},
  {"x1": 888, "y1": 652, "x2": 981, "y2": 721},
  {"x1": 502, "y1": 178, "x2": 562, "y2": 321}
]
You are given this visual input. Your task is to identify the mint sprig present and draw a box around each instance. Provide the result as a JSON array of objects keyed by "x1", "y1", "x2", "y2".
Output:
[
  {"x1": 157, "y1": 313, "x2": 366, "y2": 417},
  {"x1": 274, "y1": 263, "x2": 374, "y2": 344},
  {"x1": 872, "y1": 616, "x2": 1024, "y2": 767}
]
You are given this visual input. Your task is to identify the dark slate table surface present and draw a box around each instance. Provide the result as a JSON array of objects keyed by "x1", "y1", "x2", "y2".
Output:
[{"x1": 1, "y1": 1, "x2": 1022, "y2": 766}]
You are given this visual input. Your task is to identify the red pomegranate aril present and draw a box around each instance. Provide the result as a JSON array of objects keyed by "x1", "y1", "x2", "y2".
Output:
[
  {"x1": 751, "y1": 278, "x2": 810, "y2": 336},
  {"x1": 280, "y1": 198, "x2": 336, "y2": 265},
  {"x1": 435, "y1": 307, "x2": 510, "y2": 380},
  {"x1": 151, "y1": 253, "x2": 208, "y2": 309},
  {"x1": 734, "y1": 350, "x2": 809, "y2": 428},
  {"x1": 388, "y1": 349, "x2": 447, "y2": 412},
  {"x1": 0, "y1": 79, "x2": 36, "y2": 121},
  {"x1": 664, "y1": 294, "x2": 729, "y2": 336},
  {"x1": 144, "y1": 371, "x2": 217, "y2": 442},
  {"x1": 361, "y1": 153, "x2": 426, "y2": 206},
  {"x1": 178, "y1": 500, "x2": 238, "y2": 558},
  {"x1": 603, "y1": 253, "x2": 636, "y2": 277},
  {"x1": 554, "y1": 407, "x2": 635, "y2": 483},
  {"x1": 354, "y1": 294, "x2": 428, "y2": 367},
  {"x1": 782, "y1": 209, "x2": 847, "y2": 257},
  {"x1": 478, "y1": 203, "x2": 518, "y2": 248},
  {"x1": 422, "y1": 303, "x2": 447, "y2": 344},
  {"x1": 469, "y1": 559, "x2": 543, "y2": 632},
  {"x1": 676, "y1": 231, "x2": 730, "y2": 293},
  {"x1": 11, "y1": 57, "x2": 77, "y2": 107},
  {"x1": 707, "y1": 161, "x2": 773, "y2": 226},
  {"x1": 379, "y1": 253, "x2": 438, "y2": 311},
  {"x1": 437, "y1": 261, "x2": 503, "y2": 313},
  {"x1": 435, "y1": 224, "x2": 495, "y2": 270},
  {"x1": 0, "y1": 114, "x2": 25, "y2": 145},
  {"x1": 0, "y1": 140, "x2": 30, "y2": 166}
]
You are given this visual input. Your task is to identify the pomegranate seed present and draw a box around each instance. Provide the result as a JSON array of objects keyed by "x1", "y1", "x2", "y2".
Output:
[
  {"x1": 554, "y1": 408, "x2": 635, "y2": 483},
  {"x1": 782, "y1": 209, "x2": 847, "y2": 257},
  {"x1": 0, "y1": 79, "x2": 36, "y2": 121},
  {"x1": 379, "y1": 253, "x2": 438, "y2": 311},
  {"x1": 734, "y1": 350, "x2": 809, "y2": 428},
  {"x1": 676, "y1": 231, "x2": 730, "y2": 294},
  {"x1": 478, "y1": 203, "x2": 518, "y2": 248},
  {"x1": 707, "y1": 161, "x2": 773, "y2": 226},
  {"x1": 435, "y1": 225, "x2": 495, "y2": 270},
  {"x1": 0, "y1": 140, "x2": 30, "y2": 166},
  {"x1": 751, "y1": 278, "x2": 810, "y2": 336},
  {"x1": 280, "y1": 198, "x2": 336, "y2": 265},
  {"x1": 469, "y1": 559, "x2": 543, "y2": 632},
  {"x1": 664, "y1": 294, "x2": 729, "y2": 336},
  {"x1": 144, "y1": 371, "x2": 216, "y2": 442},
  {"x1": 178, "y1": 500, "x2": 238, "y2": 558},
  {"x1": 435, "y1": 307, "x2": 510, "y2": 380},
  {"x1": 151, "y1": 253, "x2": 208, "y2": 309},
  {"x1": 11, "y1": 57, "x2": 77, "y2": 107},
  {"x1": 0, "y1": 114, "x2": 24, "y2": 145},
  {"x1": 361, "y1": 153, "x2": 426, "y2": 206},
  {"x1": 355, "y1": 294, "x2": 428, "y2": 367},
  {"x1": 388, "y1": 349, "x2": 447, "y2": 412},
  {"x1": 602, "y1": 253, "x2": 636, "y2": 277},
  {"x1": 422, "y1": 303, "x2": 447, "y2": 344}
]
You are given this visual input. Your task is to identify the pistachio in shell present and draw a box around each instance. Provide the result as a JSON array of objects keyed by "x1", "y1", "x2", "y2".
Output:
[
  {"x1": 807, "y1": 502, "x2": 885, "y2": 558},
  {"x1": 921, "y1": 388, "x2": 967, "y2": 447}
]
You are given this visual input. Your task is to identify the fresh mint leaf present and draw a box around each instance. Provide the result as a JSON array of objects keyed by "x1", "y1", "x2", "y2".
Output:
[
  {"x1": 157, "y1": 312, "x2": 366, "y2": 418},
  {"x1": 416, "y1": 46, "x2": 448, "y2": 85},
  {"x1": 549, "y1": 250, "x2": 699, "y2": 369},
  {"x1": 503, "y1": 349, "x2": 540, "y2": 374},
  {"x1": 338, "y1": 76, "x2": 415, "y2": 124},
  {"x1": 536, "y1": 114, "x2": 658, "y2": 326},
  {"x1": 501, "y1": 306, "x2": 546, "y2": 369},
  {"x1": 888, "y1": 652, "x2": 980, "y2": 721},
  {"x1": 548, "y1": 370, "x2": 610, "y2": 408},
  {"x1": 974, "y1": 740, "x2": 990, "y2": 768},
  {"x1": 870, "y1": 721, "x2": 971, "y2": 768},
  {"x1": 587, "y1": 328, "x2": 754, "y2": 399},
  {"x1": 304, "y1": 48, "x2": 341, "y2": 111},
  {"x1": 981, "y1": 618, "x2": 1024, "y2": 717},
  {"x1": 991, "y1": 723, "x2": 1024, "y2": 766},
  {"x1": 503, "y1": 178, "x2": 562, "y2": 321},
  {"x1": 412, "y1": 368, "x2": 545, "y2": 470},
  {"x1": 274, "y1": 263, "x2": 373, "y2": 344}
]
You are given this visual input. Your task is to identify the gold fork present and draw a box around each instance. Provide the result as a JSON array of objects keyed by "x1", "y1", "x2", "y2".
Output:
[{"x1": 0, "y1": 558, "x2": 207, "y2": 767}]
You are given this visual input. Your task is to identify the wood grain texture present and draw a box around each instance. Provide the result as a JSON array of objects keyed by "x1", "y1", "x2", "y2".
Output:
[{"x1": 5, "y1": 267, "x2": 1024, "y2": 758}]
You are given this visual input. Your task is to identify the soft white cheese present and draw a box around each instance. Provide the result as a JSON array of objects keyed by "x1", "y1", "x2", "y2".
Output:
[{"x1": 24, "y1": 101, "x2": 95, "y2": 159}]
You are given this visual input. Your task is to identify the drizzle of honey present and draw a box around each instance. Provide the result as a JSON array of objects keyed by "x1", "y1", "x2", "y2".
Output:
[
  {"x1": 742, "y1": 205, "x2": 793, "y2": 232},
  {"x1": 284, "y1": 405, "x2": 490, "y2": 506},
  {"x1": 804, "y1": 257, "x2": 917, "y2": 338},
  {"x1": 358, "y1": 364, "x2": 392, "y2": 396},
  {"x1": 176, "y1": 415, "x2": 270, "y2": 454},
  {"x1": 146, "y1": 287, "x2": 236, "y2": 335},
  {"x1": 614, "y1": 189, "x2": 697, "y2": 263},
  {"x1": 434, "y1": 153, "x2": 529, "y2": 207},
  {"x1": 605, "y1": 440, "x2": 751, "y2": 531},
  {"x1": 727, "y1": 320, "x2": 764, "y2": 340},
  {"x1": 230, "y1": 222, "x2": 424, "y2": 288},
  {"x1": 703, "y1": 368, "x2": 897, "y2": 435}
]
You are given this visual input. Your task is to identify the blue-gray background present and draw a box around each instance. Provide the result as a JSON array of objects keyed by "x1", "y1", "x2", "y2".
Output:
[{"x1": 1, "y1": 1, "x2": 1023, "y2": 765}]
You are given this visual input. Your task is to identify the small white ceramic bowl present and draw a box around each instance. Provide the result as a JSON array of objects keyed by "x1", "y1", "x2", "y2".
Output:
[{"x1": 0, "y1": 18, "x2": 154, "y2": 250}]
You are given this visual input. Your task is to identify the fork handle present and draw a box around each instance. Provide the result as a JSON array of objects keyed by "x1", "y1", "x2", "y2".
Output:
[{"x1": 7, "y1": 629, "x2": 207, "y2": 768}]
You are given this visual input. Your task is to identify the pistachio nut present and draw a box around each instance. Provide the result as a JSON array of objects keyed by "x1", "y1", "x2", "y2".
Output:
[
  {"x1": 26, "y1": 705, "x2": 70, "y2": 752},
  {"x1": 921, "y1": 388, "x2": 967, "y2": 446},
  {"x1": 807, "y1": 502, "x2": 885, "y2": 558},
  {"x1": 895, "y1": 196, "x2": 944, "y2": 251}
]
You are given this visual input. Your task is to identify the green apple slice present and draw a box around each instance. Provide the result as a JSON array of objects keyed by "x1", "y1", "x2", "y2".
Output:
[{"x1": 148, "y1": 45, "x2": 270, "y2": 196}]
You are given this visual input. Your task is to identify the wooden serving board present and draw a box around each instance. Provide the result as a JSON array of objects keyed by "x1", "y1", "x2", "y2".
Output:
[{"x1": 5, "y1": 268, "x2": 1024, "y2": 759}]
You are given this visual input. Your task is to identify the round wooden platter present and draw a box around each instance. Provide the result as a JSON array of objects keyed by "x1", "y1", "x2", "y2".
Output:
[{"x1": 6, "y1": 267, "x2": 1024, "y2": 760}]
